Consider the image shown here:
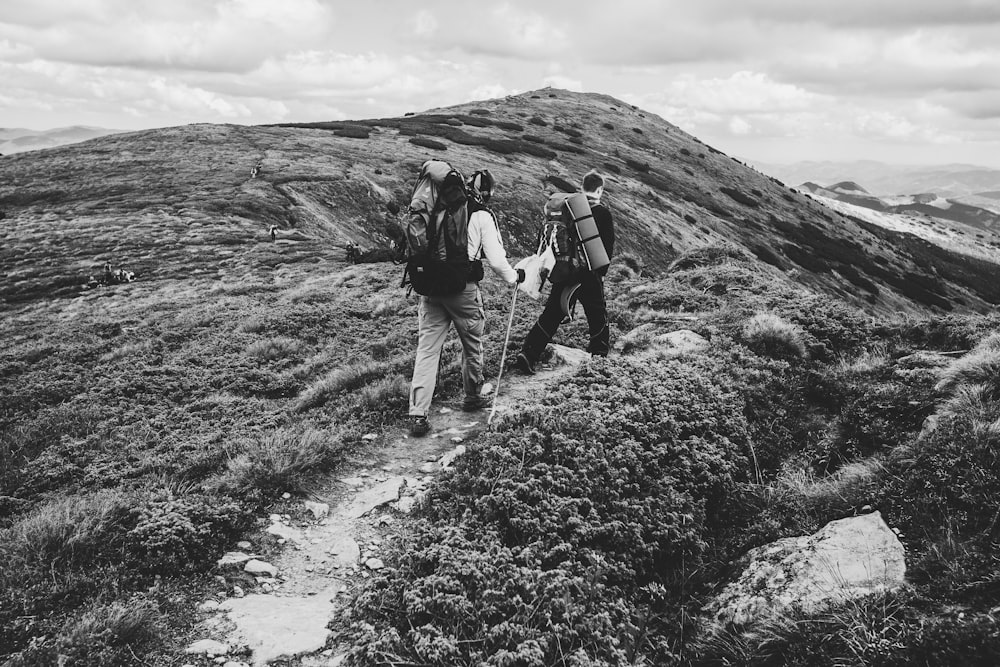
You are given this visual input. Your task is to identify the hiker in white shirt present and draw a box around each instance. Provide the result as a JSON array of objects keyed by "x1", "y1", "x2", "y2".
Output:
[{"x1": 407, "y1": 169, "x2": 524, "y2": 436}]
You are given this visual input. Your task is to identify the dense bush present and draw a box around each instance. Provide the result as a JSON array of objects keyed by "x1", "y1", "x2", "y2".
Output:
[
  {"x1": 774, "y1": 295, "x2": 874, "y2": 356},
  {"x1": 345, "y1": 357, "x2": 752, "y2": 665},
  {"x1": 879, "y1": 383, "x2": 1000, "y2": 573},
  {"x1": 125, "y1": 490, "x2": 251, "y2": 573}
]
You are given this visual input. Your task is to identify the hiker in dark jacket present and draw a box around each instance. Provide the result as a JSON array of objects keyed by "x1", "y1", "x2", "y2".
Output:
[{"x1": 515, "y1": 170, "x2": 615, "y2": 373}]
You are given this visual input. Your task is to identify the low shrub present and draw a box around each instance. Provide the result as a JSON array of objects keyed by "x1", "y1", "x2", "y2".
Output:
[
  {"x1": 774, "y1": 295, "x2": 873, "y2": 355},
  {"x1": 334, "y1": 126, "x2": 371, "y2": 139},
  {"x1": 544, "y1": 174, "x2": 576, "y2": 193},
  {"x1": 408, "y1": 137, "x2": 447, "y2": 151},
  {"x1": 719, "y1": 186, "x2": 759, "y2": 208},
  {"x1": 125, "y1": 489, "x2": 251, "y2": 573},
  {"x1": 693, "y1": 589, "x2": 1000, "y2": 666},
  {"x1": 667, "y1": 243, "x2": 755, "y2": 272},
  {"x1": 493, "y1": 120, "x2": 524, "y2": 131},
  {"x1": 623, "y1": 278, "x2": 722, "y2": 313},
  {"x1": 7, "y1": 597, "x2": 165, "y2": 667},
  {"x1": 876, "y1": 380, "x2": 1000, "y2": 598},
  {"x1": 802, "y1": 349, "x2": 937, "y2": 471},
  {"x1": 750, "y1": 243, "x2": 784, "y2": 268},
  {"x1": 615, "y1": 251, "x2": 644, "y2": 277}
]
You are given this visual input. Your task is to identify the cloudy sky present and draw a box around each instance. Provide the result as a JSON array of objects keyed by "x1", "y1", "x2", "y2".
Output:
[{"x1": 3, "y1": 0, "x2": 1000, "y2": 168}]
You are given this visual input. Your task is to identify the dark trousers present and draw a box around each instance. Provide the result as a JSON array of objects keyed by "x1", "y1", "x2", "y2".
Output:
[{"x1": 521, "y1": 273, "x2": 609, "y2": 363}]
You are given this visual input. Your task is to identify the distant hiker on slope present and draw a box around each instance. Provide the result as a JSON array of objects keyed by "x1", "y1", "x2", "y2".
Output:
[
  {"x1": 404, "y1": 164, "x2": 525, "y2": 437},
  {"x1": 515, "y1": 170, "x2": 615, "y2": 373}
]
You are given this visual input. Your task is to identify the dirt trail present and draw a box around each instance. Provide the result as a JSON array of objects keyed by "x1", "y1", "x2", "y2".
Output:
[{"x1": 194, "y1": 346, "x2": 588, "y2": 666}]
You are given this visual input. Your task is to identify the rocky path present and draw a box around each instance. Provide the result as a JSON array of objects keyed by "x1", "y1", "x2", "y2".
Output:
[{"x1": 181, "y1": 345, "x2": 590, "y2": 667}]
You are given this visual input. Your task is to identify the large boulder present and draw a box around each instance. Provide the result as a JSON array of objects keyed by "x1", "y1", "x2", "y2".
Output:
[{"x1": 704, "y1": 511, "x2": 906, "y2": 629}]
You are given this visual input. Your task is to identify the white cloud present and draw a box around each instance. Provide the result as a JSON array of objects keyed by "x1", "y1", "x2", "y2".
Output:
[
  {"x1": 728, "y1": 116, "x2": 752, "y2": 135},
  {"x1": 0, "y1": 0, "x2": 335, "y2": 72},
  {"x1": 470, "y1": 84, "x2": 518, "y2": 102},
  {"x1": 2, "y1": 1, "x2": 1000, "y2": 167},
  {"x1": 412, "y1": 10, "x2": 437, "y2": 37},
  {"x1": 633, "y1": 71, "x2": 822, "y2": 118},
  {"x1": 542, "y1": 74, "x2": 582, "y2": 92}
]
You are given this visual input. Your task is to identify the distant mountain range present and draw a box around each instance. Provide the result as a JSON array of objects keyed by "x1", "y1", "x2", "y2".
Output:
[
  {"x1": 798, "y1": 181, "x2": 1000, "y2": 235},
  {"x1": 0, "y1": 126, "x2": 124, "y2": 155},
  {"x1": 751, "y1": 159, "x2": 1000, "y2": 199}
]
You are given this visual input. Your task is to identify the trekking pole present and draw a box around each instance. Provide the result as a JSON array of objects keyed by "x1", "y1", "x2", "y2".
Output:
[{"x1": 488, "y1": 283, "x2": 519, "y2": 425}]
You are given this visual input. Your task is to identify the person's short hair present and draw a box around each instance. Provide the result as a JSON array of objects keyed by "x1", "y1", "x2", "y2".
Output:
[{"x1": 582, "y1": 170, "x2": 604, "y2": 194}]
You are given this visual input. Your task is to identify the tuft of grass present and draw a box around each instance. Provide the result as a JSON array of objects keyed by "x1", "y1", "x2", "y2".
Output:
[
  {"x1": 355, "y1": 375, "x2": 409, "y2": 414},
  {"x1": 935, "y1": 332, "x2": 1000, "y2": 395},
  {"x1": 238, "y1": 315, "x2": 267, "y2": 334},
  {"x1": 369, "y1": 294, "x2": 410, "y2": 318},
  {"x1": 7, "y1": 490, "x2": 128, "y2": 569},
  {"x1": 212, "y1": 426, "x2": 347, "y2": 497},
  {"x1": 774, "y1": 457, "x2": 883, "y2": 507},
  {"x1": 293, "y1": 358, "x2": 400, "y2": 412},
  {"x1": 246, "y1": 336, "x2": 304, "y2": 361},
  {"x1": 742, "y1": 312, "x2": 807, "y2": 359},
  {"x1": 100, "y1": 339, "x2": 155, "y2": 363}
]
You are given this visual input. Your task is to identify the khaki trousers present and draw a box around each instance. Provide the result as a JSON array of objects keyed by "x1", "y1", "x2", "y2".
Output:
[{"x1": 409, "y1": 283, "x2": 485, "y2": 416}]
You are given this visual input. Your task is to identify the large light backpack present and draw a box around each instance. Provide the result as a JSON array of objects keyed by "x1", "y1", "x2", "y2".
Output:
[{"x1": 401, "y1": 160, "x2": 473, "y2": 296}]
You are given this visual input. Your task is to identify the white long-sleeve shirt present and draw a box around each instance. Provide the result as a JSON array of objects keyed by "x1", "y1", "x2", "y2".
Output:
[{"x1": 467, "y1": 209, "x2": 518, "y2": 284}]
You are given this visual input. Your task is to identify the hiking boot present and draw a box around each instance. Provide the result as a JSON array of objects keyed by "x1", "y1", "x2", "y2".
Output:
[
  {"x1": 463, "y1": 393, "x2": 490, "y2": 412},
  {"x1": 408, "y1": 415, "x2": 430, "y2": 437},
  {"x1": 513, "y1": 353, "x2": 535, "y2": 375}
]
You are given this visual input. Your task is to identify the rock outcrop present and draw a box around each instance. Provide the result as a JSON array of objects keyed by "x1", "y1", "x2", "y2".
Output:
[{"x1": 704, "y1": 511, "x2": 906, "y2": 630}]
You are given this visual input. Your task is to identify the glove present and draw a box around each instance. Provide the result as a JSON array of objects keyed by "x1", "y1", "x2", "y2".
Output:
[{"x1": 516, "y1": 268, "x2": 526, "y2": 284}]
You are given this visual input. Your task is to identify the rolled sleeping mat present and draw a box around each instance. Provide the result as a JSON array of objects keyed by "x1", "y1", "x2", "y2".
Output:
[{"x1": 564, "y1": 193, "x2": 610, "y2": 272}]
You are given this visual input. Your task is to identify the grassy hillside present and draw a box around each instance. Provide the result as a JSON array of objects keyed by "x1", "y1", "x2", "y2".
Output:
[{"x1": 2, "y1": 89, "x2": 1000, "y2": 665}]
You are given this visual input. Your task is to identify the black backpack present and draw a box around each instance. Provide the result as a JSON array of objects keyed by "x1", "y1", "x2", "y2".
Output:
[
  {"x1": 540, "y1": 191, "x2": 609, "y2": 284},
  {"x1": 401, "y1": 160, "x2": 481, "y2": 296}
]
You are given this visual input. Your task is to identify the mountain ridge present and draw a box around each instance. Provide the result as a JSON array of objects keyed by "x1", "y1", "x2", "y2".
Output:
[{"x1": 3, "y1": 88, "x2": 1000, "y2": 316}]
